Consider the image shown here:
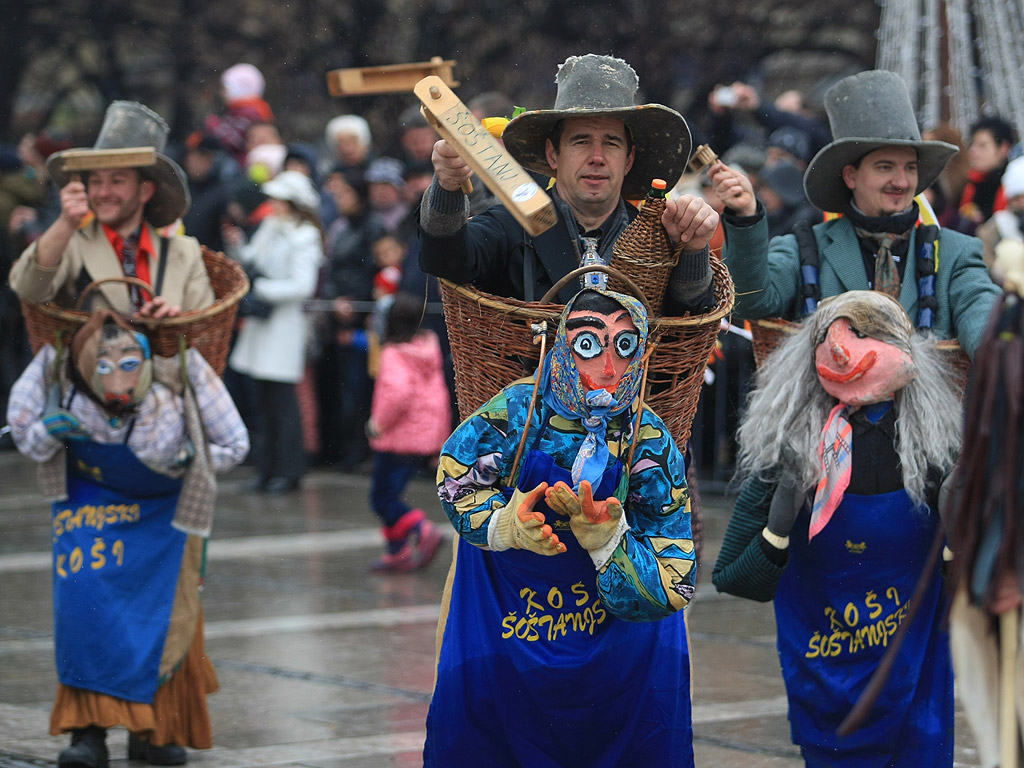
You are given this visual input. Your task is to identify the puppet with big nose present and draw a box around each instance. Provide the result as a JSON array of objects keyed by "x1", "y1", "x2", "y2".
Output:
[{"x1": 713, "y1": 289, "x2": 963, "y2": 766}]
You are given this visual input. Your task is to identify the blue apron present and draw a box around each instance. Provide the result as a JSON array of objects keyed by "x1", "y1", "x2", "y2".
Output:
[
  {"x1": 424, "y1": 427, "x2": 694, "y2": 767},
  {"x1": 52, "y1": 436, "x2": 186, "y2": 703},
  {"x1": 776, "y1": 490, "x2": 953, "y2": 767}
]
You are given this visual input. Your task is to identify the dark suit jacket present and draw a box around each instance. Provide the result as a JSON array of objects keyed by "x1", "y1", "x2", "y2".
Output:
[
  {"x1": 419, "y1": 202, "x2": 638, "y2": 305},
  {"x1": 723, "y1": 213, "x2": 1001, "y2": 359}
]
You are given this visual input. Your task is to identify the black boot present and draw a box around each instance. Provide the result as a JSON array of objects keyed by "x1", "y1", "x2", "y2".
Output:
[
  {"x1": 57, "y1": 726, "x2": 108, "y2": 768},
  {"x1": 128, "y1": 732, "x2": 187, "y2": 765}
]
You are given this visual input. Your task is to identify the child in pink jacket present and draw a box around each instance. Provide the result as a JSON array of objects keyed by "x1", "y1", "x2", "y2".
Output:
[{"x1": 365, "y1": 292, "x2": 451, "y2": 570}]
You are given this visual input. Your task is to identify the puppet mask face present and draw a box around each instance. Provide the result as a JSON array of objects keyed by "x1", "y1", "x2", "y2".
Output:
[
  {"x1": 565, "y1": 307, "x2": 639, "y2": 393},
  {"x1": 814, "y1": 317, "x2": 917, "y2": 405},
  {"x1": 87, "y1": 324, "x2": 153, "y2": 415}
]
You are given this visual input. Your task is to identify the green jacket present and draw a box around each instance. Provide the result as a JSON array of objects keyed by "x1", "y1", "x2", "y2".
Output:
[{"x1": 723, "y1": 213, "x2": 1000, "y2": 359}]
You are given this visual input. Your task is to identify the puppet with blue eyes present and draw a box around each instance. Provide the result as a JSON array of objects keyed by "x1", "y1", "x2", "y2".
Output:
[
  {"x1": 5, "y1": 308, "x2": 249, "y2": 763},
  {"x1": 73, "y1": 316, "x2": 154, "y2": 425},
  {"x1": 427, "y1": 288, "x2": 698, "y2": 767}
]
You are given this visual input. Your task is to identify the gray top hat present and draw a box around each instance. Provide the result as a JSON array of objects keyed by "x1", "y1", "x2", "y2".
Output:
[
  {"x1": 502, "y1": 54, "x2": 692, "y2": 200},
  {"x1": 47, "y1": 101, "x2": 190, "y2": 228},
  {"x1": 802, "y1": 70, "x2": 959, "y2": 213}
]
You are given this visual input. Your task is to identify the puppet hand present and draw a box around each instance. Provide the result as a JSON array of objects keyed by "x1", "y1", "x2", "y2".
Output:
[
  {"x1": 567, "y1": 481, "x2": 627, "y2": 560},
  {"x1": 764, "y1": 474, "x2": 804, "y2": 544},
  {"x1": 544, "y1": 480, "x2": 582, "y2": 518},
  {"x1": 173, "y1": 439, "x2": 195, "y2": 469},
  {"x1": 42, "y1": 411, "x2": 88, "y2": 442},
  {"x1": 492, "y1": 482, "x2": 566, "y2": 555}
]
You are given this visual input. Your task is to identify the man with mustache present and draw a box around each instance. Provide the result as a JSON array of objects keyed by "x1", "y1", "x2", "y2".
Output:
[{"x1": 710, "y1": 69, "x2": 999, "y2": 359}]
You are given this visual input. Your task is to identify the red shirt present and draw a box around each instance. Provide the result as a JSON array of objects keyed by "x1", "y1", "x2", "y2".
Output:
[{"x1": 102, "y1": 224, "x2": 156, "y2": 296}]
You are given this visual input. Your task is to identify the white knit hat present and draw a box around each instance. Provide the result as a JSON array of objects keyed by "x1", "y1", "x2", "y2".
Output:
[{"x1": 221, "y1": 63, "x2": 265, "y2": 102}]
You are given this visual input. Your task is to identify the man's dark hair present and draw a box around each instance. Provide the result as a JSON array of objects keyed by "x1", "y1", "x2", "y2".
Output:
[
  {"x1": 468, "y1": 91, "x2": 514, "y2": 120},
  {"x1": 548, "y1": 119, "x2": 634, "y2": 155},
  {"x1": 970, "y1": 115, "x2": 1018, "y2": 147},
  {"x1": 385, "y1": 291, "x2": 425, "y2": 344}
]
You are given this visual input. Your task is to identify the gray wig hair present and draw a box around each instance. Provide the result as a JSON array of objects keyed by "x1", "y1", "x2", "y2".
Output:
[{"x1": 735, "y1": 291, "x2": 962, "y2": 506}]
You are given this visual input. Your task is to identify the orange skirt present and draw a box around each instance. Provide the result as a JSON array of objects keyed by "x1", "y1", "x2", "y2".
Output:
[{"x1": 49, "y1": 611, "x2": 219, "y2": 748}]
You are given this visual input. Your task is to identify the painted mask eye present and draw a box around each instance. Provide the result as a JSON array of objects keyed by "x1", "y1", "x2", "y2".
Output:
[
  {"x1": 614, "y1": 330, "x2": 639, "y2": 359},
  {"x1": 119, "y1": 356, "x2": 142, "y2": 373},
  {"x1": 571, "y1": 331, "x2": 603, "y2": 360},
  {"x1": 96, "y1": 359, "x2": 114, "y2": 375}
]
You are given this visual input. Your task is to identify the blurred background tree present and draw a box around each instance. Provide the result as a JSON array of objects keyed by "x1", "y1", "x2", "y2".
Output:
[{"x1": 0, "y1": 0, "x2": 880, "y2": 154}]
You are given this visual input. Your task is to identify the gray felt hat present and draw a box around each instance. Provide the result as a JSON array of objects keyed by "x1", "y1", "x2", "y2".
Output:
[
  {"x1": 802, "y1": 70, "x2": 959, "y2": 213},
  {"x1": 47, "y1": 101, "x2": 190, "y2": 228},
  {"x1": 501, "y1": 54, "x2": 691, "y2": 199}
]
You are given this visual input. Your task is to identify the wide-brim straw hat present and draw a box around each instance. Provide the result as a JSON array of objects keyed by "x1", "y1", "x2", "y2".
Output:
[
  {"x1": 47, "y1": 101, "x2": 190, "y2": 228},
  {"x1": 803, "y1": 70, "x2": 959, "y2": 213},
  {"x1": 502, "y1": 54, "x2": 691, "y2": 200}
]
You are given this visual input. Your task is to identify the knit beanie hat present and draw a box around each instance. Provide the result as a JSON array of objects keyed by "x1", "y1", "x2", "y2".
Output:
[{"x1": 222, "y1": 63, "x2": 266, "y2": 102}]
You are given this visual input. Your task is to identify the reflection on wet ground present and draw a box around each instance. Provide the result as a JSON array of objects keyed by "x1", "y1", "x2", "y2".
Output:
[{"x1": 0, "y1": 452, "x2": 980, "y2": 766}]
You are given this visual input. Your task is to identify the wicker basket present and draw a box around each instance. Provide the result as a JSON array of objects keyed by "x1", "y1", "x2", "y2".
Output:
[
  {"x1": 608, "y1": 191, "x2": 677, "y2": 316},
  {"x1": 750, "y1": 316, "x2": 972, "y2": 396},
  {"x1": 440, "y1": 257, "x2": 734, "y2": 450},
  {"x1": 20, "y1": 246, "x2": 249, "y2": 375}
]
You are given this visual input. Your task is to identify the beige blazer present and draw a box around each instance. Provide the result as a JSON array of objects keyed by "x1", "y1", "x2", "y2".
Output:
[{"x1": 10, "y1": 219, "x2": 214, "y2": 313}]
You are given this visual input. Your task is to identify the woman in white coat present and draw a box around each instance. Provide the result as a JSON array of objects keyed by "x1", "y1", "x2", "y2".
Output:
[{"x1": 229, "y1": 170, "x2": 323, "y2": 492}]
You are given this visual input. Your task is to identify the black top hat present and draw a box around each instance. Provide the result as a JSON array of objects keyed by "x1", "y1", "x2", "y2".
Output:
[
  {"x1": 47, "y1": 101, "x2": 190, "y2": 228},
  {"x1": 501, "y1": 54, "x2": 692, "y2": 200},
  {"x1": 802, "y1": 70, "x2": 959, "y2": 213}
]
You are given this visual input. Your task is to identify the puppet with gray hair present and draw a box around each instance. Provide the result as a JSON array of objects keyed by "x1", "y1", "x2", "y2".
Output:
[{"x1": 713, "y1": 290, "x2": 962, "y2": 766}]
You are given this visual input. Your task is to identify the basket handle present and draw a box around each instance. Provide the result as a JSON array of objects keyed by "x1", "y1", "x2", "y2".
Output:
[
  {"x1": 75, "y1": 276, "x2": 155, "y2": 311},
  {"x1": 538, "y1": 265, "x2": 653, "y2": 317}
]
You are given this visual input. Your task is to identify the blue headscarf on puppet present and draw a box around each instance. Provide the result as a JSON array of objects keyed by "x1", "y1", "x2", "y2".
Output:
[{"x1": 541, "y1": 288, "x2": 648, "y2": 490}]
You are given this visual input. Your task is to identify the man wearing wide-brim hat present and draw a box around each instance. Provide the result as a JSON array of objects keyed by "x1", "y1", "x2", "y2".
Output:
[
  {"x1": 418, "y1": 53, "x2": 718, "y2": 310},
  {"x1": 10, "y1": 101, "x2": 214, "y2": 319},
  {"x1": 711, "y1": 69, "x2": 999, "y2": 359}
]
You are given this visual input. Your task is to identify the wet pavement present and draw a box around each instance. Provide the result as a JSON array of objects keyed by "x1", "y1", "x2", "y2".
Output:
[{"x1": 0, "y1": 449, "x2": 984, "y2": 767}]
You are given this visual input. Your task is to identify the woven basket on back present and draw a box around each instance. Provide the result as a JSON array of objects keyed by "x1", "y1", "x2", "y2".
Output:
[
  {"x1": 749, "y1": 317, "x2": 972, "y2": 396},
  {"x1": 20, "y1": 246, "x2": 249, "y2": 375},
  {"x1": 608, "y1": 190, "x2": 677, "y2": 316},
  {"x1": 440, "y1": 257, "x2": 734, "y2": 450}
]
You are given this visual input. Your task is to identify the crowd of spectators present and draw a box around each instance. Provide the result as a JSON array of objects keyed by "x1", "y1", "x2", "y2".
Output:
[
  {"x1": 2, "y1": 66, "x2": 1022, "y2": 485},
  {"x1": 0, "y1": 64, "x2": 483, "y2": 486}
]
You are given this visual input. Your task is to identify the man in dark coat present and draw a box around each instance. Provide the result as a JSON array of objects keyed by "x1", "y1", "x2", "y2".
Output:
[{"x1": 418, "y1": 54, "x2": 719, "y2": 309}]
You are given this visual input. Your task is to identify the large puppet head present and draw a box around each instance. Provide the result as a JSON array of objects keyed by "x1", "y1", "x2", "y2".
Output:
[
  {"x1": 810, "y1": 290, "x2": 918, "y2": 405},
  {"x1": 543, "y1": 288, "x2": 649, "y2": 490},
  {"x1": 735, "y1": 290, "x2": 961, "y2": 507},
  {"x1": 71, "y1": 309, "x2": 153, "y2": 419},
  {"x1": 548, "y1": 288, "x2": 648, "y2": 417}
]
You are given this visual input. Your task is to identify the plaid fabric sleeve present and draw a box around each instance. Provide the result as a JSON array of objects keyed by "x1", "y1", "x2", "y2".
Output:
[
  {"x1": 6, "y1": 345, "x2": 64, "y2": 463},
  {"x1": 186, "y1": 348, "x2": 249, "y2": 472}
]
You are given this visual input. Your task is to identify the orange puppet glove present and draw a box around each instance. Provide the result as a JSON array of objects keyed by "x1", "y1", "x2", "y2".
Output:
[
  {"x1": 490, "y1": 482, "x2": 566, "y2": 556},
  {"x1": 546, "y1": 480, "x2": 628, "y2": 568}
]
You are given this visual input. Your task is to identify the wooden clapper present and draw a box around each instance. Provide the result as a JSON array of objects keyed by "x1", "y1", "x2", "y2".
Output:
[
  {"x1": 326, "y1": 57, "x2": 459, "y2": 96},
  {"x1": 61, "y1": 147, "x2": 156, "y2": 174},
  {"x1": 414, "y1": 75, "x2": 555, "y2": 237}
]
